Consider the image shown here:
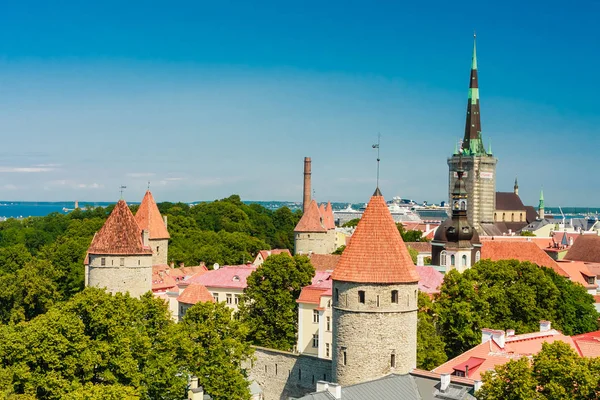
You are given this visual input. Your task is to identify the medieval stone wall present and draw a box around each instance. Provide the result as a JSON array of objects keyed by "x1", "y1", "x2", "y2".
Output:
[
  {"x1": 448, "y1": 155, "x2": 497, "y2": 233},
  {"x1": 331, "y1": 281, "x2": 418, "y2": 386},
  {"x1": 149, "y1": 238, "x2": 169, "y2": 266},
  {"x1": 87, "y1": 253, "x2": 152, "y2": 297},
  {"x1": 247, "y1": 346, "x2": 332, "y2": 400},
  {"x1": 294, "y1": 231, "x2": 336, "y2": 255}
]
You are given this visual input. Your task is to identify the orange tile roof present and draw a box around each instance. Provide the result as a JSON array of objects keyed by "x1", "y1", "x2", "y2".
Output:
[
  {"x1": 297, "y1": 287, "x2": 329, "y2": 305},
  {"x1": 135, "y1": 190, "x2": 170, "y2": 240},
  {"x1": 88, "y1": 200, "x2": 153, "y2": 255},
  {"x1": 257, "y1": 249, "x2": 292, "y2": 261},
  {"x1": 481, "y1": 240, "x2": 568, "y2": 277},
  {"x1": 556, "y1": 260, "x2": 598, "y2": 289},
  {"x1": 152, "y1": 273, "x2": 178, "y2": 291},
  {"x1": 294, "y1": 200, "x2": 327, "y2": 232},
  {"x1": 177, "y1": 283, "x2": 214, "y2": 305},
  {"x1": 572, "y1": 330, "x2": 600, "y2": 358},
  {"x1": 308, "y1": 253, "x2": 340, "y2": 271},
  {"x1": 332, "y1": 190, "x2": 419, "y2": 283},
  {"x1": 565, "y1": 235, "x2": 600, "y2": 263},
  {"x1": 324, "y1": 202, "x2": 336, "y2": 229}
]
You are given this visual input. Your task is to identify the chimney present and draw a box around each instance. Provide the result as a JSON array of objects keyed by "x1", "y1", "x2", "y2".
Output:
[
  {"x1": 474, "y1": 380, "x2": 482, "y2": 392},
  {"x1": 303, "y1": 157, "x2": 312, "y2": 213},
  {"x1": 481, "y1": 328, "x2": 505, "y2": 348},
  {"x1": 170, "y1": 262, "x2": 175, "y2": 268},
  {"x1": 187, "y1": 376, "x2": 205, "y2": 400},
  {"x1": 506, "y1": 329, "x2": 515, "y2": 337},
  {"x1": 142, "y1": 229, "x2": 149, "y2": 247},
  {"x1": 440, "y1": 373, "x2": 451, "y2": 391},
  {"x1": 540, "y1": 320, "x2": 551, "y2": 332},
  {"x1": 163, "y1": 215, "x2": 168, "y2": 228},
  {"x1": 327, "y1": 383, "x2": 342, "y2": 399}
]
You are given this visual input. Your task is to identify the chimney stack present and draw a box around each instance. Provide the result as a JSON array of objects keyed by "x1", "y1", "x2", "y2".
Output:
[{"x1": 303, "y1": 157, "x2": 312, "y2": 213}]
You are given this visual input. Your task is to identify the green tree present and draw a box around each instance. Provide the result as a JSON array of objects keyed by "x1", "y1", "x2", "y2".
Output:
[
  {"x1": 332, "y1": 245, "x2": 346, "y2": 255},
  {"x1": 240, "y1": 253, "x2": 315, "y2": 350},
  {"x1": 478, "y1": 342, "x2": 600, "y2": 400},
  {"x1": 397, "y1": 223, "x2": 429, "y2": 242},
  {"x1": 407, "y1": 246, "x2": 418, "y2": 264},
  {"x1": 179, "y1": 301, "x2": 253, "y2": 400},
  {"x1": 416, "y1": 292, "x2": 447, "y2": 370},
  {"x1": 342, "y1": 218, "x2": 360, "y2": 227},
  {"x1": 520, "y1": 230, "x2": 536, "y2": 236}
]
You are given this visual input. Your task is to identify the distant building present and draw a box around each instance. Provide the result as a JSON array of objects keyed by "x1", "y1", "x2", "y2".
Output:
[
  {"x1": 85, "y1": 199, "x2": 153, "y2": 297},
  {"x1": 135, "y1": 190, "x2": 170, "y2": 266},
  {"x1": 177, "y1": 283, "x2": 215, "y2": 320},
  {"x1": 447, "y1": 35, "x2": 497, "y2": 234},
  {"x1": 294, "y1": 200, "x2": 337, "y2": 255},
  {"x1": 253, "y1": 249, "x2": 292, "y2": 266}
]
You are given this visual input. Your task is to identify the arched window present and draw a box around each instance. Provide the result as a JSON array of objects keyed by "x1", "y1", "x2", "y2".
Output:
[
  {"x1": 391, "y1": 290, "x2": 398, "y2": 303},
  {"x1": 511, "y1": 213, "x2": 514, "y2": 222},
  {"x1": 440, "y1": 250, "x2": 447, "y2": 266},
  {"x1": 520, "y1": 213, "x2": 523, "y2": 222},
  {"x1": 502, "y1": 213, "x2": 505, "y2": 221},
  {"x1": 450, "y1": 255, "x2": 455, "y2": 266},
  {"x1": 460, "y1": 201, "x2": 466, "y2": 211},
  {"x1": 475, "y1": 251, "x2": 481, "y2": 263},
  {"x1": 462, "y1": 255, "x2": 467, "y2": 267}
]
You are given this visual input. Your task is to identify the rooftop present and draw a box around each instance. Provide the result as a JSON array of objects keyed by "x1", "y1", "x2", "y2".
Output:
[
  {"x1": 187, "y1": 264, "x2": 256, "y2": 289},
  {"x1": 480, "y1": 240, "x2": 568, "y2": 277},
  {"x1": 177, "y1": 283, "x2": 214, "y2": 305},
  {"x1": 295, "y1": 200, "x2": 328, "y2": 233},
  {"x1": 135, "y1": 190, "x2": 170, "y2": 240}
]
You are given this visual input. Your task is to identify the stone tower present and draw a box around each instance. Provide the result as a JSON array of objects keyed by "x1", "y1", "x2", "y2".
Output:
[
  {"x1": 331, "y1": 188, "x2": 419, "y2": 386},
  {"x1": 432, "y1": 159, "x2": 482, "y2": 272},
  {"x1": 538, "y1": 188, "x2": 545, "y2": 219},
  {"x1": 448, "y1": 35, "x2": 497, "y2": 233},
  {"x1": 135, "y1": 190, "x2": 170, "y2": 266},
  {"x1": 85, "y1": 199, "x2": 153, "y2": 297},
  {"x1": 294, "y1": 199, "x2": 336, "y2": 255},
  {"x1": 303, "y1": 157, "x2": 312, "y2": 213}
]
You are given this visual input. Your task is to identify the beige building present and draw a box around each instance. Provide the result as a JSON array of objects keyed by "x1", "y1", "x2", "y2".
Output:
[
  {"x1": 296, "y1": 271, "x2": 333, "y2": 359},
  {"x1": 85, "y1": 199, "x2": 153, "y2": 297}
]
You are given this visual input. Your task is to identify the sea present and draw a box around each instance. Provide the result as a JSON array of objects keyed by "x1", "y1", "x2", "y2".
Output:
[{"x1": 0, "y1": 201, "x2": 597, "y2": 220}]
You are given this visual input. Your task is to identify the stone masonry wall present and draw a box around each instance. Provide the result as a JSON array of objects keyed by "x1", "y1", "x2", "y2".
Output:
[
  {"x1": 149, "y1": 238, "x2": 169, "y2": 266},
  {"x1": 87, "y1": 254, "x2": 152, "y2": 297},
  {"x1": 294, "y1": 231, "x2": 336, "y2": 255},
  {"x1": 332, "y1": 281, "x2": 418, "y2": 386},
  {"x1": 247, "y1": 346, "x2": 332, "y2": 400}
]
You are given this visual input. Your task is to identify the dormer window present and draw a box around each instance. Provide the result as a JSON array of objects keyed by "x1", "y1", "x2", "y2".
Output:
[{"x1": 232, "y1": 275, "x2": 240, "y2": 282}]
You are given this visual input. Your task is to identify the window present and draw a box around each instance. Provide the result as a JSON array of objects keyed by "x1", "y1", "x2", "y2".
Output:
[
  {"x1": 511, "y1": 213, "x2": 514, "y2": 222},
  {"x1": 275, "y1": 364, "x2": 278, "y2": 375},
  {"x1": 335, "y1": 288, "x2": 339, "y2": 303},
  {"x1": 520, "y1": 213, "x2": 523, "y2": 222},
  {"x1": 502, "y1": 213, "x2": 506, "y2": 221},
  {"x1": 440, "y1": 251, "x2": 447, "y2": 266},
  {"x1": 326, "y1": 343, "x2": 330, "y2": 357},
  {"x1": 312, "y1": 334, "x2": 319, "y2": 348},
  {"x1": 313, "y1": 310, "x2": 319, "y2": 323},
  {"x1": 391, "y1": 353, "x2": 396, "y2": 368},
  {"x1": 376, "y1": 295, "x2": 380, "y2": 307},
  {"x1": 462, "y1": 255, "x2": 467, "y2": 267},
  {"x1": 120, "y1": 258, "x2": 125, "y2": 266},
  {"x1": 588, "y1": 276, "x2": 595, "y2": 285},
  {"x1": 343, "y1": 351, "x2": 347, "y2": 366},
  {"x1": 391, "y1": 290, "x2": 398, "y2": 303},
  {"x1": 213, "y1": 293, "x2": 219, "y2": 302},
  {"x1": 101, "y1": 258, "x2": 106, "y2": 266},
  {"x1": 358, "y1": 290, "x2": 365, "y2": 304},
  {"x1": 235, "y1": 295, "x2": 240, "y2": 305},
  {"x1": 299, "y1": 369, "x2": 302, "y2": 380},
  {"x1": 326, "y1": 317, "x2": 331, "y2": 331},
  {"x1": 450, "y1": 255, "x2": 455, "y2": 266},
  {"x1": 475, "y1": 251, "x2": 481, "y2": 263},
  {"x1": 226, "y1": 294, "x2": 232, "y2": 304},
  {"x1": 156, "y1": 246, "x2": 160, "y2": 254}
]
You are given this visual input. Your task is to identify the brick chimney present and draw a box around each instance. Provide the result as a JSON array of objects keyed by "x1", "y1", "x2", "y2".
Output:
[{"x1": 303, "y1": 157, "x2": 312, "y2": 213}]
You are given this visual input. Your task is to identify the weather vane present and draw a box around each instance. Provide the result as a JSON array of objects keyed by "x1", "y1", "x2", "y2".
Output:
[
  {"x1": 372, "y1": 133, "x2": 381, "y2": 188},
  {"x1": 147, "y1": 181, "x2": 151, "y2": 190},
  {"x1": 119, "y1": 185, "x2": 127, "y2": 199}
]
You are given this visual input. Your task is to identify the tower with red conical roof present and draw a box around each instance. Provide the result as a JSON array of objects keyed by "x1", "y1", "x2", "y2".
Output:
[
  {"x1": 135, "y1": 190, "x2": 170, "y2": 266},
  {"x1": 448, "y1": 35, "x2": 497, "y2": 233},
  {"x1": 294, "y1": 199, "x2": 337, "y2": 255},
  {"x1": 85, "y1": 199, "x2": 153, "y2": 297},
  {"x1": 331, "y1": 188, "x2": 419, "y2": 386}
]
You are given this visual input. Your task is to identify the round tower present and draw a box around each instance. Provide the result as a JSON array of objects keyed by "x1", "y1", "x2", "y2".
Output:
[{"x1": 331, "y1": 188, "x2": 420, "y2": 386}]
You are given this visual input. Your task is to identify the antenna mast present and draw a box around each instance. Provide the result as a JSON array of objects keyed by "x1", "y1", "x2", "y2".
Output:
[
  {"x1": 372, "y1": 133, "x2": 381, "y2": 188},
  {"x1": 119, "y1": 185, "x2": 127, "y2": 199}
]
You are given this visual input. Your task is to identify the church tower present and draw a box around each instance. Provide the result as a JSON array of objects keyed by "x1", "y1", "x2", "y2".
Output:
[
  {"x1": 538, "y1": 188, "x2": 545, "y2": 219},
  {"x1": 331, "y1": 188, "x2": 419, "y2": 386},
  {"x1": 448, "y1": 35, "x2": 497, "y2": 233},
  {"x1": 85, "y1": 199, "x2": 153, "y2": 297},
  {"x1": 135, "y1": 190, "x2": 170, "y2": 266},
  {"x1": 432, "y1": 159, "x2": 482, "y2": 272}
]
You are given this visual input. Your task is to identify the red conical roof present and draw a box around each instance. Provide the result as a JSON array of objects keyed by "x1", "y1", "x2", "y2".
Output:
[
  {"x1": 135, "y1": 190, "x2": 170, "y2": 239},
  {"x1": 295, "y1": 200, "x2": 327, "y2": 232},
  {"x1": 325, "y1": 201, "x2": 336, "y2": 229},
  {"x1": 88, "y1": 200, "x2": 153, "y2": 255},
  {"x1": 332, "y1": 190, "x2": 419, "y2": 283}
]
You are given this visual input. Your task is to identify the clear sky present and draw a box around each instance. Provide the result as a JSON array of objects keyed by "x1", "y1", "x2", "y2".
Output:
[{"x1": 0, "y1": 0, "x2": 598, "y2": 206}]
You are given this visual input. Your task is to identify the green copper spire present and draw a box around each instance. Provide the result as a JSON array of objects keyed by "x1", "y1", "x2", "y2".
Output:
[
  {"x1": 487, "y1": 138, "x2": 492, "y2": 155},
  {"x1": 461, "y1": 34, "x2": 488, "y2": 156},
  {"x1": 472, "y1": 32, "x2": 478, "y2": 70},
  {"x1": 539, "y1": 188, "x2": 545, "y2": 209}
]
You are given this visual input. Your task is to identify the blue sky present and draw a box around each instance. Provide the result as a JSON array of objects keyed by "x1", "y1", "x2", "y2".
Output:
[{"x1": 0, "y1": 1, "x2": 598, "y2": 206}]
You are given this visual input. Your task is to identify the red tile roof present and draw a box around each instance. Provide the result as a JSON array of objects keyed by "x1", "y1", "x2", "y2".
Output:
[
  {"x1": 135, "y1": 190, "x2": 170, "y2": 240},
  {"x1": 295, "y1": 200, "x2": 327, "y2": 232},
  {"x1": 324, "y1": 202, "x2": 336, "y2": 230},
  {"x1": 308, "y1": 254, "x2": 340, "y2": 271},
  {"x1": 572, "y1": 330, "x2": 600, "y2": 358},
  {"x1": 405, "y1": 242, "x2": 432, "y2": 253},
  {"x1": 256, "y1": 249, "x2": 292, "y2": 261},
  {"x1": 332, "y1": 190, "x2": 419, "y2": 283},
  {"x1": 187, "y1": 265, "x2": 256, "y2": 289},
  {"x1": 565, "y1": 235, "x2": 600, "y2": 263},
  {"x1": 177, "y1": 283, "x2": 214, "y2": 305},
  {"x1": 88, "y1": 200, "x2": 153, "y2": 255},
  {"x1": 297, "y1": 287, "x2": 329, "y2": 305},
  {"x1": 556, "y1": 260, "x2": 598, "y2": 289},
  {"x1": 481, "y1": 240, "x2": 568, "y2": 277},
  {"x1": 152, "y1": 273, "x2": 178, "y2": 291}
]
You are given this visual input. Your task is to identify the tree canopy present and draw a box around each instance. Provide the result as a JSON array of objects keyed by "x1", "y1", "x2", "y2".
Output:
[
  {"x1": 477, "y1": 341, "x2": 600, "y2": 400},
  {"x1": 239, "y1": 253, "x2": 315, "y2": 351},
  {"x1": 416, "y1": 292, "x2": 447, "y2": 370},
  {"x1": 435, "y1": 259, "x2": 599, "y2": 359}
]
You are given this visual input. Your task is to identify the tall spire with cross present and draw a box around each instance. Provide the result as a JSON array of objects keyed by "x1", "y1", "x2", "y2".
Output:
[{"x1": 462, "y1": 33, "x2": 487, "y2": 156}]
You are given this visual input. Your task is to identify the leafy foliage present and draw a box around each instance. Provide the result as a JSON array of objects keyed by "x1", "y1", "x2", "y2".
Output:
[
  {"x1": 239, "y1": 253, "x2": 315, "y2": 351},
  {"x1": 342, "y1": 218, "x2": 360, "y2": 227},
  {"x1": 435, "y1": 259, "x2": 599, "y2": 358},
  {"x1": 397, "y1": 223, "x2": 429, "y2": 242},
  {"x1": 478, "y1": 342, "x2": 600, "y2": 400},
  {"x1": 332, "y1": 245, "x2": 346, "y2": 255},
  {"x1": 416, "y1": 292, "x2": 447, "y2": 370}
]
